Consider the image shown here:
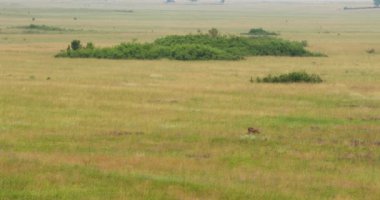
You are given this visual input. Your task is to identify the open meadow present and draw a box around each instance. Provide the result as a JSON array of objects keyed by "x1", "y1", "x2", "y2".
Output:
[{"x1": 0, "y1": 0, "x2": 379, "y2": 199}]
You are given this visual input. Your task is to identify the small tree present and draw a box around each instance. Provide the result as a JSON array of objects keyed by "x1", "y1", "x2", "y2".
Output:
[
  {"x1": 85, "y1": 42, "x2": 94, "y2": 49},
  {"x1": 71, "y1": 40, "x2": 82, "y2": 50},
  {"x1": 208, "y1": 28, "x2": 219, "y2": 37},
  {"x1": 375, "y1": 0, "x2": 380, "y2": 7}
]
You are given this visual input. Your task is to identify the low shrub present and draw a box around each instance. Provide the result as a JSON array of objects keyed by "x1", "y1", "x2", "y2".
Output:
[
  {"x1": 246, "y1": 28, "x2": 277, "y2": 36},
  {"x1": 86, "y1": 42, "x2": 95, "y2": 49},
  {"x1": 70, "y1": 40, "x2": 82, "y2": 50},
  {"x1": 57, "y1": 41, "x2": 241, "y2": 60},
  {"x1": 256, "y1": 71, "x2": 323, "y2": 83}
]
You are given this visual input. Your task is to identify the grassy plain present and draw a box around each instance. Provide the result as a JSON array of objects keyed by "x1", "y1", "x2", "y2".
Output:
[{"x1": 0, "y1": 1, "x2": 380, "y2": 199}]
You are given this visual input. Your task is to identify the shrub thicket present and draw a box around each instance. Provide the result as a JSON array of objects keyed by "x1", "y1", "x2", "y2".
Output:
[
  {"x1": 247, "y1": 28, "x2": 277, "y2": 36},
  {"x1": 56, "y1": 31, "x2": 324, "y2": 60},
  {"x1": 256, "y1": 71, "x2": 323, "y2": 83}
]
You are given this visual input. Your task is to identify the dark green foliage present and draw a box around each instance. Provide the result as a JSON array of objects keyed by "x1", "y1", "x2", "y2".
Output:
[
  {"x1": 70, "y1": 40, "x2": 82, "y2": 51},
  {"x1": 56, "y1": 33, "x2": 324, "y2": 60},
  {"x1": 57, "y1": 42, "x2": 239, "y2": 60},
  {"x1": 168, "y1": 44, "x2": 236, "y2": 60},
  {"x1": 247, "y1": 28, "x2": 277, "y2": 36},
  {"x1": 153, "y1": 34, "x2": 323, "y2": 57},
  {"x1": 256, "y1": 71, "x2": 323, "y2": 83}
]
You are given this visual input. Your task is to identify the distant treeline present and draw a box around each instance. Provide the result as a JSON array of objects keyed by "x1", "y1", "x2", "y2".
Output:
[
  {"x1": 344, "y1": 6, "x2": 380, "y2": 10},
  {"x1": 56, "y1": 31, "x2": 325, "y2": 60},
  {"x1": 19, "y1": 24, "x2": 67, "y2": 32}
]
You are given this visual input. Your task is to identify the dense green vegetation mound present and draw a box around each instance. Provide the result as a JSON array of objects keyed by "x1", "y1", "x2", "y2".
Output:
[
  {"x1": 56, "y1": 33, "x2": 324, "y2": 60},
  {"x1": 256, "y1": 71, "x2": 323, "y2": 83},
  {"x1": 246, "y1": 28, "x2": 277, "y2": 36}
]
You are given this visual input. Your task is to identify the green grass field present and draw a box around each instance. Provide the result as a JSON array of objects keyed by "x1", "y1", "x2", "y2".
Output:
[{"x1": 0, "y1": 1, "x2": 379, "y2": 199}]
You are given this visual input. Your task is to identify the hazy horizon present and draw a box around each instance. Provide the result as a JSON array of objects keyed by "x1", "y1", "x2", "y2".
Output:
[{"x1": 0, "y1": 0, "x2": 374, "y2": 9}]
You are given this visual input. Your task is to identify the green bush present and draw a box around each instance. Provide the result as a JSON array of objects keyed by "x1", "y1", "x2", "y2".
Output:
[
  {"x1": 71, "y1": 40, "x2": 82, "y2": 51},
  {"x1": 154, "y1": 34, "x2": 323, "y2": 58},
  {"x1": 86, "y1": 42, "x2": 95, "y2": 49},
  {"x1": 170, "y1": 44, "x2": 240, "y2": 60},
  {"x1": 247, "y1": 28, "x2": 277, "y2": 36},
  {"x1": 56, "y1": 32, "x2": 324, "y2": 60},
  {"x1": 256, "y1": 71, "x2": 323, "y2": 83}
]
